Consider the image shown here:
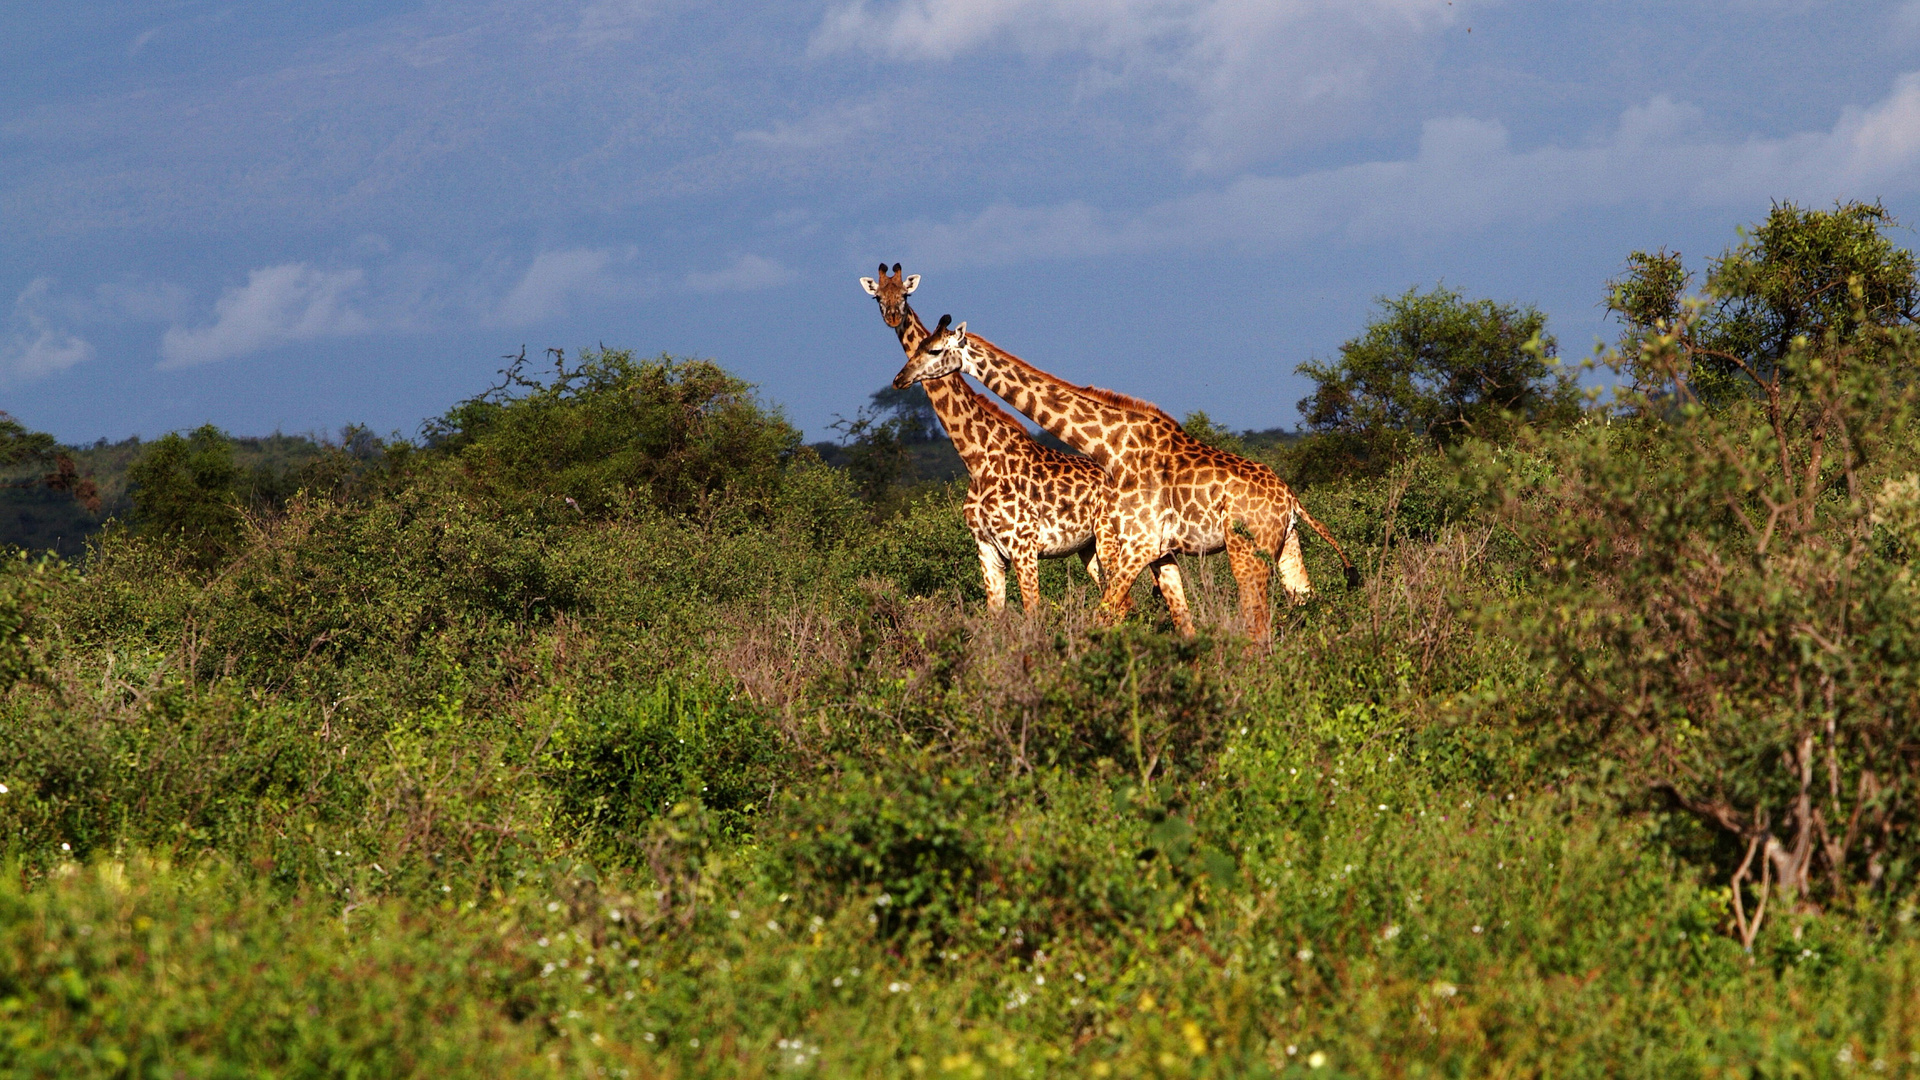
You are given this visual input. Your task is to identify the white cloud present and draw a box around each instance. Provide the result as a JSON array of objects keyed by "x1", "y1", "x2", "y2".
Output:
[
  {"x1": 492, "y1": 247, "x2": 641, "y2": 326},
  {"x1": 2, "y1": 279, "x2": 94, "y2": 383},
  {"x1": 159, "y1": 263, "x2": 371, "y2": 368},
  {"x1": 812, "y1": 0, "x2": 1460, "y2": 167},
  {"x1": 683, "y1": 254, "x2": 795, "y2": 294},
  {"x1": 896, "y1": 73, "x2": 1920, "y2": 265}
]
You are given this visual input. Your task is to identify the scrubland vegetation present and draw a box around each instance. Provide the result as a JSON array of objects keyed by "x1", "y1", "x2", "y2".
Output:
[{"x1": 4, "y1": 202, "x2": 1920, "y2": 1077}]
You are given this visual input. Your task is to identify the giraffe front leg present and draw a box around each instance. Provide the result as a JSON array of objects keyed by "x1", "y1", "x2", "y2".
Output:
[
  {"x1": 978, "y1": 539, "x2": 1009, "y2": 613},
  {"x1": 1150, "y1": 556, "x2": 1196, "y2": 638},
  {"x1": 1014, "y1": 551, "x2": 1043, "y2": 615},
  {"x1": 1225, "y1": 527, "x2": 1273, "y2": 646}
]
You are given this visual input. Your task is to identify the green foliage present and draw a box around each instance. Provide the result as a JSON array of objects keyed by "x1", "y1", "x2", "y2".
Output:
[
  {"x1": 1612, "y1": 200, "x2": 1920, "y2": 406},
  {"x1": 851, "y1": 483, "x2": 982, "y2": 600},
  {"x1": 0, "y1": 552, "x2": 71, "y2": 687},
  {"x1": 0, "y1": 413, "x2": 55, "y2": 469},
  {"x1": 543, "y1": 683, "x2": 783, "y2": 859},
  {"x1": 1485, "y1": 306, "x2": 1920, "y2": 933},
  {"x1": 126, "y1": 424, "x2": 243, "y2": 569},
  {"x1": 1295, "y1": 285, "x2": 1579, "y2": 480},
  {"x1": 1178, "y1": 410, "x2": 1248, "y2": 456},
  {"x1": 425, "y1": 348, "x2": 802, "y2": 517}
]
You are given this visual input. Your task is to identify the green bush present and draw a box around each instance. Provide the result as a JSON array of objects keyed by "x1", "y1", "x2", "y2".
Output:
[{"x1": 542, "y1": 682, "x2": 783, "y2": 859}]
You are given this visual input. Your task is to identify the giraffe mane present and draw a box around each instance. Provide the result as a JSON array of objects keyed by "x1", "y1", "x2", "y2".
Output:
[{"x1": 965, "y1": 332, "x2": 1179, "y2": 426}]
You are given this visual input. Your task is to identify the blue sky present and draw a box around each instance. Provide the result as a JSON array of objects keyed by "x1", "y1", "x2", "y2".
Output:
[{"x1": 5, "y1": 0, "x2": 1920, "y2": 444}]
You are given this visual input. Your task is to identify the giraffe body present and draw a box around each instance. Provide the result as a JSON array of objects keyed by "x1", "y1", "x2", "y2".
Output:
[
  {"x1": 898, "y1": 317, "x2": 1359, "y2": 644},
  {"x1": 861, "y1": 266, "x2": 1116, "y2": 613}
]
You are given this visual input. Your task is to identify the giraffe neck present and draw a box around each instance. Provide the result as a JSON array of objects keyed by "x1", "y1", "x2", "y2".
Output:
[
  {"x1": 920, "y1": 373, "x2": 1027, "y2": 476},
  {"x1": 892, "y1": 304, "x2": 931, "y2": 356},
  {"x1": 960, "y1": 332, "x2": 1174, "y2": 469}
]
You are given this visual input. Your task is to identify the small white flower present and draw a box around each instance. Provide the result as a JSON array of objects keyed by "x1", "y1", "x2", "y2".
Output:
[
  {"x1": 875, "y1": 894, "x2": 892, "y2": 907},
  {"x1": 441, "y1": 885, "x2": 451, "y2": 893},
  {"x1": 1382, "y1": 924, "x2": 1401, "y2": 940},
  {"x1": 541, "y1": 963, "x2": 556, "y2": 977},
  {"x1": 60, "y1": 843, "x2": 70, "y2": 852},
  {"x1": 1308, "y1": 1050, "x2": 1327, "y2": 1069},
  {"x1": 1433, "y1": 982, "x2": 1458, "y2": 998},
  {"x1": 729, "y1": 910, "x2": 741, "y2": 919},
  {"x1": 1296, "y1": 948, "x2": 1313, "y2": 961},
  {"x1": 627, "y1": 958, "x2": 639, "y2": 969},
  {"x1": 1472, "y1": 925, "x2": 1483, "y2": 934},
  {"x1": 766, "y1": 920, "x2": 780, "y2": 932},
  {"x1": 624, "y1": 990, "x2": 634, "y2": 1000},
  {"x1": 547, "y1": 901, "x2": 560, "y2": 913},
  {"x1": 1378, "y1": 804, "x2": 1387, "y2": 811},
  {"x1": 888, "y1": 981, "x2": 910, "y2": 993},
  {"x1": 690, "y1": 1038, "x2": 700, "y2": 1048},
  {"x1": 1287, "y1": 1045, "x2": 1297, "y2": 1055},
  {"x1": 832, "y1": 977, "x2": 842, "y2": 987},
  {"x1": 1074, "y1": 972, "x2": 1085, "y2": 983},
  {"x1": 643, "y1": 1032, "x2": 654, "y2": 1042},
  {"x1": 1034, "y1": 974, "x2": 1045, "y2": 985},
  {"x1": 0, "y1": 782, "x2": 10, "y2": 794}
]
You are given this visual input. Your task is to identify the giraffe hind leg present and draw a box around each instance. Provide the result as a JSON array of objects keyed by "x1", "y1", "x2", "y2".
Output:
[
  {"x1": 1274, "y1": 519, "x2": 1313, "y2": 602},
  {"x1": 1151, "y1": 556, "x2": 1196, "y2": 638},
  {"x1": 1015, "y1": 551, "x2": 1043, "y2": 615},
  {"x1": 1225, "y1": 526, "x2": 1273, "y2": 645},
  {"x1": 978, "y1": 539, "x2": 1009, "y2": 613},
  {"x1": 1096, "y1": 544, "x2": 1159, "y2": 627}
]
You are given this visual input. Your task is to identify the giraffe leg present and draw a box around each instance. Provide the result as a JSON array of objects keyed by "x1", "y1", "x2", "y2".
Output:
[
  {"x1": 1151, "y1": 556, "x2": 1196, "y2": 638},
  {"x1": 1096, "y1": 545, "x2": 1159, "y2": 627},
  {"x1": 1078, "y1": 544, "x2": 1102, "y2": 586},
  {"x1": 1274, "y1": 518, "x2": 1313, "y2": 602},
  {"x1": 1014, "y1": 551, "x2": 1043, "y2": 615},
  {"x1": 978, "y1": 539, "x2": 1009, "y2": 614},
  {"x1": 1225, "y1": 526, "x2": 1273, "y2": 645}
]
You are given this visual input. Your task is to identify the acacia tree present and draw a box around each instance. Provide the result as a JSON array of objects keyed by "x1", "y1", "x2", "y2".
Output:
[
  {"x1": 1609, "y1": 200, "x2": 1919, "y2": 406},
  {"x1": 1295, "y1": 285, "x2": 1579, "y2": 477}
]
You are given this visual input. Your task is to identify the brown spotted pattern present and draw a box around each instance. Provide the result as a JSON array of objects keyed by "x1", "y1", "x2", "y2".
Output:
[
  {"x1": 862, "y1": 265, "x2": 1117, "y2": 614},
  {"x1": 905, "y1": 317, "x2": 1359, "y2": 645}
]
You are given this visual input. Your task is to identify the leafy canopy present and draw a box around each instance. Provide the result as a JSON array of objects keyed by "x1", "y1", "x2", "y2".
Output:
[
  {"x1": 424, "y1": 348, "x2": 803, "y2": 517},
  {"x1": 126, "y1": 424, "x2": 244, "y2": 569},
  {"x1": 1609, "y1": 200, "x2": 1920, "y2": 404},
  {"x1": 1294, "y1": 285, "x2": 1578, "y2": 477}
]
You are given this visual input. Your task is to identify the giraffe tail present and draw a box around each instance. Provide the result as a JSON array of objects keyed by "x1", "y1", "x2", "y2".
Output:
[{"x1": 1297, "y1": 505, "x2": 1361, "y2": 590}]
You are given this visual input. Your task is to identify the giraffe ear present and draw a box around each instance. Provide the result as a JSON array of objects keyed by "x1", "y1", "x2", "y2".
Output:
[
  {"x1": 953, "y1": 321, "x2": 967, "y2": 340},
  {"x1": 902, "y1": 274, "x2": 920, "y2": 295},
  {"x1": 859, "y1": 277, "x2": 880, "y2": 297}
]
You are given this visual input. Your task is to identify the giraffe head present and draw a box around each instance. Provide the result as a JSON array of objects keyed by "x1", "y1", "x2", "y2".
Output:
[
  {"x1": 858, "y1": 262, "x2": 921, "y2": 330},
  {"x1": 893, "y1": 313, "x2": 970, "y2": 389}
]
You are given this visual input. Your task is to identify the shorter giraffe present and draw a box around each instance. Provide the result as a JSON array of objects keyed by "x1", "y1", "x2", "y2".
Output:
[
  {"x1": 904, "y1": 316, "x2": 1360, "y2": 644},
  {"x1": 862, "y1": 267, "x2": 1116, "y2": 613}
]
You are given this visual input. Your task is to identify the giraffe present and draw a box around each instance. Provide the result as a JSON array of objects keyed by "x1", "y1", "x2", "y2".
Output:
[
  {"x1": 899, "y1": 315, "x2": 1360, "y2": 645},
  {"x1": 859, "y1": 265, "x2": 1117, "y2": 614}
]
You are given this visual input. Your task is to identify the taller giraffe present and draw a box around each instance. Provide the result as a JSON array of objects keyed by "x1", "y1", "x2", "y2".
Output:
[
  {"x1": 899, "y1": 316, "x2": 1359, "y2": 645},
  {"x1": 859, "y1": 265, "x2": 1117, "y2": 613}
]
